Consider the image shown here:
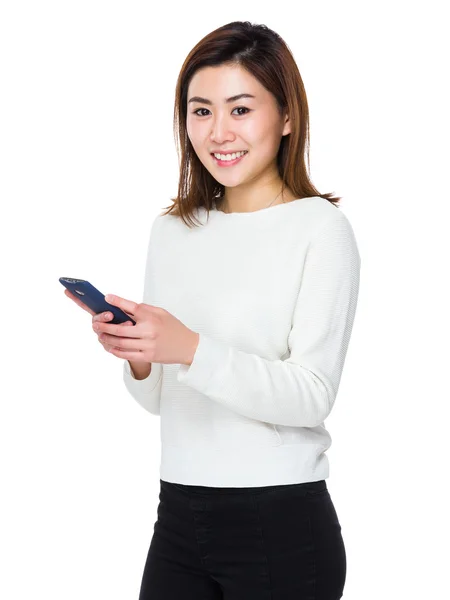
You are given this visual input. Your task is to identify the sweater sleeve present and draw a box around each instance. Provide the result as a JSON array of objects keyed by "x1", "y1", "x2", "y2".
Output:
[
  {"x1": 123, "y1": 359, "x2": 163, "y2": 415},
  {"x1": 122, "y1": 216, "x2": 163, "y2": 415},
  {"x1": 177, "y1": 212, "x2": 361, "y2": 427}
]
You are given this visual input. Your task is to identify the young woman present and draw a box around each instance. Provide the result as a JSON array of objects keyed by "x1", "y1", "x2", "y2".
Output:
[{"x1": 79, "y1": 20, "x2": 360, "y2": 600}]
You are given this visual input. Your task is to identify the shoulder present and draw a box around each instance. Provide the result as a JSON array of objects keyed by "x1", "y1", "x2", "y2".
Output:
[{"x1": 291, "y1": 196, "x2": 354, "y2": 238}]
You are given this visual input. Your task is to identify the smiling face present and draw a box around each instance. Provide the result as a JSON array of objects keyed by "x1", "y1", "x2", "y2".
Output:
[{"x1": 186, "y1": 63, "x2": 291, "y2": 194}]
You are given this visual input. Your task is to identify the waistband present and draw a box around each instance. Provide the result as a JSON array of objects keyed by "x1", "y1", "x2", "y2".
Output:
[{"x1": 160, "y1": 478, "x2": 327, "y2": 496}]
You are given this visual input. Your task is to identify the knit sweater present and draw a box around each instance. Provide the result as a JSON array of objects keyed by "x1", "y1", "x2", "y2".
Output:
[{"x1": 123, "y1": 196, "x2": 361, "y2": 487}]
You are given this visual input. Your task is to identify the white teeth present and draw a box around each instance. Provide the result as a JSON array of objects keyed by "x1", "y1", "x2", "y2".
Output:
[{"x1": 213, "y1": 150, "x2": 247, "y2": 161}]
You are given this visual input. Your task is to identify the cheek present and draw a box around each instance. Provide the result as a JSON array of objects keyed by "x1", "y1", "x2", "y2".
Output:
[
  {"x1": 241, "y1": 120, "x2": 272, "y2": 147},
  {"x1": 186, "y1": 118, "x2": 194, "y2": 142},
  {"x1": 186, "y1": 119, "x2": 206, "y2": 150},
  {"x1": 249, "y1": 122, "x2": 280, "y2": 153},
  {"x1": 186, "y1": 115, "x2": 199, "y2": 137}
]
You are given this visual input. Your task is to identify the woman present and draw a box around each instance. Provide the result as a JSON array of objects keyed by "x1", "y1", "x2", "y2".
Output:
[{"x1": 74, "y1": 20, "x2": 360, "y2": 599}]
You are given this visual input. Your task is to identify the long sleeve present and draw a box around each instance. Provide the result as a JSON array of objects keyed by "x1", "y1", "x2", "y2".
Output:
[
  {"x1": 123, "y1": 359, "x2": 163, "y2": 415},
  {"x1": 177, "y1": 212, "x2": 360, "y2": 427},
  {"x1": 122, "y1": 216, "x2": 163, "y2": 415}
]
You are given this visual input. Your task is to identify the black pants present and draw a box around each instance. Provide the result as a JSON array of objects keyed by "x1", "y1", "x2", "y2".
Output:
[{"x1": 138, "y1": 478, "x2": 346, "y2": 599}]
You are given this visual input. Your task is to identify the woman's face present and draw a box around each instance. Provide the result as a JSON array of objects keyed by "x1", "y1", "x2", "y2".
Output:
[{"x1": 186, "y1": 64, "x2": 290, "y2": 189}]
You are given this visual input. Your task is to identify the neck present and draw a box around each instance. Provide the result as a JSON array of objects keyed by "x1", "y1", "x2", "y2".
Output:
[{"x1": 218, "y1": 185, "x2": 294, "y2": 214}]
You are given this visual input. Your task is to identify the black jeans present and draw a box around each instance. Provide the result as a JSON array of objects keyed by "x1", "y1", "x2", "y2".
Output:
[{"x1": 138, "y1": 478, "x2": 346, "y2": 599}]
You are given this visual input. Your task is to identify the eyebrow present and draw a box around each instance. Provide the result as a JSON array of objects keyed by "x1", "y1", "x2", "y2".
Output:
[{"x1": 188, "y1": 93, "x2": 256, "y2": 105}]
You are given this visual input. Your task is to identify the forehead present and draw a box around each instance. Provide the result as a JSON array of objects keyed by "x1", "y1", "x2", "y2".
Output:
[{"x1": 188, "y1": 64, "x2": 264, "y2": 99}]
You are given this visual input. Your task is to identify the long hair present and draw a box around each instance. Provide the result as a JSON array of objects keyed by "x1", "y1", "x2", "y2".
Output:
[{"x1": 161, "y1": 21, "x2": 341, "y2": 228}]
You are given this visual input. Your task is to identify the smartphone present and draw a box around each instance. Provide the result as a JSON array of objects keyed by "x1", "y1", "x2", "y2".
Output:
[{"x1": 59, "y1": 277, "x2": 136, "y2": 325}]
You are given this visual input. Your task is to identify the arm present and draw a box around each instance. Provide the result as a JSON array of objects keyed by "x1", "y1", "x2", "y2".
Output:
[
  {"x1": 123, "y1": 359, "x2": 163, "y2": 415},
  {"x1": 177, "y1": 212, "x2": 361, "y2": 427},
  {"x1": 128, "y1": 361, "x2": 152, "y2": 379},
  {"x1": 122, "y1": 216, "x2": 163, "y2": 415}
]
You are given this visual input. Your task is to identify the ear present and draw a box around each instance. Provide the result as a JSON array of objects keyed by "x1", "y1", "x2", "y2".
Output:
[{"x1": 282, "y1": 113, "x2": 291, "y2": 136}]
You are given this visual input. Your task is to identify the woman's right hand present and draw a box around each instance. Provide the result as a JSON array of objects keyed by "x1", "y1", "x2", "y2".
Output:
[{"x1": 63, "y1": 288, "x2": 134, "y2": 353}]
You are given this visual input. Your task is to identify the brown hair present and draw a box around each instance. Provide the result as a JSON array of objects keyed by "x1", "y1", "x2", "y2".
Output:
[{"x1": 161, "y1": 21, "x2": 341, "y2": 228}]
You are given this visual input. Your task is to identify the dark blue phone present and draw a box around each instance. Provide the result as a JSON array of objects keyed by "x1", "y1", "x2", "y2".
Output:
[{"x1": 59, "y1": 277, "x2": 136, "y2": 325}]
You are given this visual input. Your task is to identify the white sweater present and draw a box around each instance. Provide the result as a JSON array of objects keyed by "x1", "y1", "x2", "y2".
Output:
[{"x1": 123, "y1": 196, "x2": 361, "y2": 487}]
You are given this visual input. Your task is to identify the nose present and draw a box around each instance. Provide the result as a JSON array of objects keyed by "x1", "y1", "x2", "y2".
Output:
[{"x1": 210, "y1": 113, "x2": 236, "y2": 144}]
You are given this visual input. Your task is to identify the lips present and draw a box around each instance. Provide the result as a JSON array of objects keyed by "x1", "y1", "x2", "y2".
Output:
[
  {"x1": 210, "y1": 151, "x2": 247, "y2": 155},
  {"x1": 211, "y1": 151, "x2": 248, "y2": 167}
]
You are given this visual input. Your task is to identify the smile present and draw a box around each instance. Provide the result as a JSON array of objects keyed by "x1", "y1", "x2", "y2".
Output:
[{"x1": 211, "y1": 151, "x2": 248, "y2": 167}]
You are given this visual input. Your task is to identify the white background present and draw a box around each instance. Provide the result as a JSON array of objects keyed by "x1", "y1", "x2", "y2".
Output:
[{"x1": 1, "y1": 1, "x2": 448, "y2": 598}]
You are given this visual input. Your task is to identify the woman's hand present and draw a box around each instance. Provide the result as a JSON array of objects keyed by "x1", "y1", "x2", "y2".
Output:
[
  {"x1": 90, "y1": 294, "x2": 199, "y2": 366},
  {"x1": 63, "y1": 289, "x2": 135, "y2": 354}
]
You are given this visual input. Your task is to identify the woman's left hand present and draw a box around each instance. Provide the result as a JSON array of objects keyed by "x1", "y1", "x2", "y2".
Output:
[{"x1": 93, "y1": 294, "x2": 200, "y2": 366}]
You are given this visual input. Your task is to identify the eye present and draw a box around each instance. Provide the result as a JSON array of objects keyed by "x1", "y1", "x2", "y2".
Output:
[{"x1": 192, "y1": 106, "x2": 250, "y2": 117}]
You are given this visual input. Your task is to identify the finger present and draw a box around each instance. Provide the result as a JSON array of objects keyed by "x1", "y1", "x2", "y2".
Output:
[
  {"x1": 97, "y1": 331, "x2": 141, "y2": 349},
  {"x1": 92, "y1": 319, "x2": 133, "y2": 335},
  {"x1": 93, "y1": 311, "x2": 114, "y2": 323},
  {"x1": 105, "y1": 345, "x2": 143, "y2": 359},
  {"x1": 99, "y1": 339, "x2": 116, "y2": 353},
  {"x1": 93, "y1": 317, "x2": 141, "y2": 337},
  {"x1": 99, "y1": 338, "x2": 141, "y2": 354},
  {"x1": 104, "y1": 294, "x2": 139, "y2": 318}
]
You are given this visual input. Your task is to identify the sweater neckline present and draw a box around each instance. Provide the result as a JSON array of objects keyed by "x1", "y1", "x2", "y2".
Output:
[{"x1": 210, "y1": 196, "x2": 319, "y2": 217}]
